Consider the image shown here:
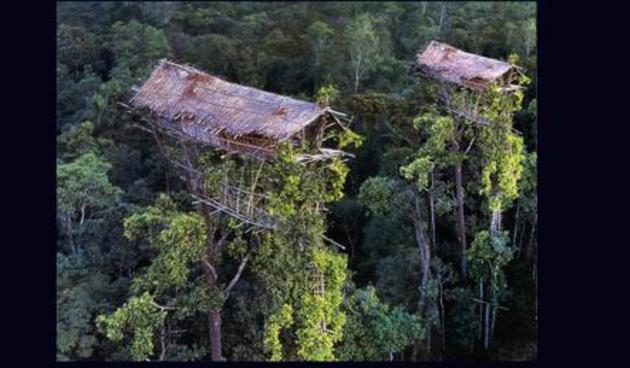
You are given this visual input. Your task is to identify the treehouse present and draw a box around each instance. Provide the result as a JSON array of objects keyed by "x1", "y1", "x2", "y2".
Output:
[
  {"x1": 413, "y1": 41, "x2": 524, "y2": 91},
  {"x1": 130, "y1": 59, "x2": 350, "y2": 161},
  {"x1": 411, "y1": 41, "x2": 526, "y2": 127},
  {"x1": 127, "y1": 60, "x2": 354, "y2": 231}
]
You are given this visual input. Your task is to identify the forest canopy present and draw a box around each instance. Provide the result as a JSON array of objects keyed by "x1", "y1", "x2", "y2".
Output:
[{"x1": 56, "y1": 1, "x2": 537, "y2": 362}]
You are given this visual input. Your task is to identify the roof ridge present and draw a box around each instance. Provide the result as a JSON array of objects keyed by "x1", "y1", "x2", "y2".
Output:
[{"x1": 160, "y1": 59, "x2": 320, "y2": 110}]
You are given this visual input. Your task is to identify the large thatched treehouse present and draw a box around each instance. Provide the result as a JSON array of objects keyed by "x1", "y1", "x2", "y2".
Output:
[
  {"x1": 130, "y1": 59, "x2": 349, "y2": 161},
  {"x1": 412, "y1": 40, "x2": 524, "y2": 91},
  {"x1": 126, "y1": 60, "x2": 354, "y2": 229}
]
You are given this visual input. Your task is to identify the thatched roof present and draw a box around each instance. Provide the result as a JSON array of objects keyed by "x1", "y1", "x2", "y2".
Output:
[
  {"x1": 130, "y1": 60, "x2": 331, "y2": 141},
  {"x1": 413, "y1": 41, "x2": 522, "y2": 89}
]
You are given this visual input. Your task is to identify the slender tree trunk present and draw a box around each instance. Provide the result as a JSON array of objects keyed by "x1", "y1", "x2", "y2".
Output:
[
  {"x1": 64, "y1": 214, "x2": 77, "y2": 258},
  {"x1": 416, "y1": 219, "x2": 432, "y2": 307},
  {"x1": 159, "y1": 325, "x2": 167, "y2": 361},
  {"x1": 512, "y1": 202, "x2": 519, "y2": 247},
  {"x1": 438, "y1": 2, "x2": 446, "y2": 32},
  {"x1": 484, "y1": 297, "x2": 490, "y2": 350},
  {"x1": 343, "y1": 222, "x2": 356, "y2": 261},
  {"x1": 79, "y1": 204, "x2": 86, "y2": 226},
  {"x1": 479, "y1": 279, "x2": 483, "y2": 343},
  {"x1": 525, "y1": 214, "x2": 537, "y2": 263},
  {"x1": 454, "y1": 160, "x2": 467, "y2": 275},
  {"x1": 209, "y1": 312, "x2": 222, "y2": 361},
  {"x1": 199, "y1": 196, "x2": 224, "y2": 362},
  {"x1": 439, "y1": 279, "x2": 445, "y2": 350},
  {"x1": 414, "y1": 196, "x2": 433, "y2": 363},
  {"x1": 519, "y1": 221, "x2": 526, "y2": 251},
  {"x1": 202, "y1": 242, "x2": 223, "y2": 361},
  {"x1": 203, "y1": 253, "x2": 223, "y2": 361},
  {"x1": 490, "y1": 209, "x2": 502, "y2": 236},
  {"x1": 490, "y1": 294, "x2": 498, "y2": 347},
  {"x1": 534, "y1": 262, "x2": 538, "y2": 327},
  {"x1": 429, "y1": 171, "x2": 437, "y2": 249},
  {"x1": 415, "y1": 200, "x2": 438, "y2": 361}
]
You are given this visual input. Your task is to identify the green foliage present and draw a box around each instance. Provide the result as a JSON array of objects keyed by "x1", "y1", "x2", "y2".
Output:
[
  {"x1": 345, "y1": 13, "x2": 381, "y2": 93},
  {"x1": 57, "y1": 24, "x2": 97, "y2": 73},
  {"x1": 263, "y1": 303, "x2": 294, "y2": 361},
  {"x1": 57, "y1": 2, "x2": 537, "y2": 361},
  {"x1": 56, "y1": 253, "x2": 112, "y2": 360},
  {"x1": 98, "y1": 194, "x2": 210, "y2": 359},
  {"x1": 316, "y1": 84, "x2": 339, "y2": 106},
  {"x1": 124, "y1": 194, "x2": 207, "y2": 294},
  {"x1": 96, "y1": 292, "x2": 167, "y2": 361},
  {"x1": 338, "y1": 129, "x2": 365, "y2": 150},
  {"x1": 477, "y1": 83, "x2": 527, "y2": 213},
  {"x1": 401, "y1": 156, "x2": 434, "y2": 192},
  {"x1": 468, "y1": 231, "x2": 513, "y2": 291},
  {"x1": 58, "y1": 121, "x2": 113, "y2": 160},
  {"x1": 401, "y1": 111, "x2": 456, "y2": 193},
  {"x1": 338, "y1": 286, "x2": 424, "y2": 360},
  {"x1": 109, "y1": 20, "x2": 172, "y2": 77},
  {"x1": 326, "y1": 157, "x2": 351, "y2": 201},
  {"x1": 517, "y1": 151, "x2": 537, "y2": 216},
  {"x1": 268, "y1": 145, "x2": 351, "y2": 218},
  {"x1": 444, "y1": 287, "x2": 479, "y2": 353},
  {"x1": 57, "y1": 152, "x2": 122, "y2": 216},
  {"x1": 358, "y1": 176, "x2": 395, "y2": 216},
  {"x1": 295, "y1": 248, "x2": 347, "y2": 361},
  {"x1": 414, "y1": 112, "x2": 456, "y2": 159}
]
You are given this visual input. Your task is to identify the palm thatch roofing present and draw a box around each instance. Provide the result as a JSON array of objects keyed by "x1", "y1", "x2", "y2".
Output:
[
  {"x1": 413, "y1": 41, "x2": 523, "y2": 90},
  {"x1": 130, "y1": 59, "x2": 340, "y2": 143}
]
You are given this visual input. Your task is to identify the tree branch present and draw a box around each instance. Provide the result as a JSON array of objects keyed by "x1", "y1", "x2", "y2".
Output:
[
  {"x1": 223, "y1": 247, "x2": 254, "y2": 301},
  {"x1": 215, "y1": 230, "x2": 233, "y2": 253},
  {"x1": 151, "y1": 301, "x2": 178, "y2": 311},
  {"x1": 322, "y1": 235, "x2": 347, "y2": 250},
  {"x1": 464, "y1": 136, "x2": 476, "y2": 155},
  {"x1": 201, "y1": 256, "x2": 218, "y2": 282}
]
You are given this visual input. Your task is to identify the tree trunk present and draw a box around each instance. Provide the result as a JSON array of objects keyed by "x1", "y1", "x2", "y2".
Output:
[
  {"x1": 414, "y1": 197, "x2": 432, "y2": 312},
  {"x1": 438, "y1": 2, "x2": 446, "y2": 32},
  {"x1": 525, "y1": 214, "x2": 537, "y2": 263},
  {"x1": 64, "y1": 214, "x2": 77, "y2": 258},
  {"x1": 439, "y1": 279, "x2": 445, "y2": 350},
  {"x1": 159, "y1": 325, "x2": 167, "y2": 361},
  {"x1": 484, "y1": 298, "x2": 490, "y2": 350},
  {"x1": 200, "y1": 220, "x2": 223, "y2": 362},
  {"x1": 490, "y1": 209, "x2": 502, "y2": 236},
  {"x1": 512, "y1": 202, "x2": 519, "y2": 247},
  {"x1": 490, "y1": 298, "x2": 498, "y2": 346},
  {"x1": 429, "y1": 171, "x2": 437, "y2": 249},
  {"x1": 209, "y1": 312, "x2": 223, "y2": 361},
  {"x1": 479, "y1": 279, "x2": 483, "y2": 343},
  {"x1": 519, "y1": 221, "x2": 526, "y2": 251},
  {"x1": 454, "y1": 160, "x2": 467, "y2": 275},
  {"x1": 534, "y1": 263, "x2": 538, "y2": 327}
]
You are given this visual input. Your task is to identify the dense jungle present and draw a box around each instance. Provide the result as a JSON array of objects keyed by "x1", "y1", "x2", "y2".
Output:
[{"x1": 56, "y1": 1, "x2": 537, "y2": 361}]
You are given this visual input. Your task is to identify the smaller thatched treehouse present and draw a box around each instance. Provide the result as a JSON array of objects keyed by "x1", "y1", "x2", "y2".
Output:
[
  {"x1": 412, "y1": 41, "x2": 524, "y2": 91},
  {"x1": 130, "y1": 60, "x2": 348, "y2": 160},
  {"x1": 412, "y1": 41, "x2": 526, "y2": 125}
]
